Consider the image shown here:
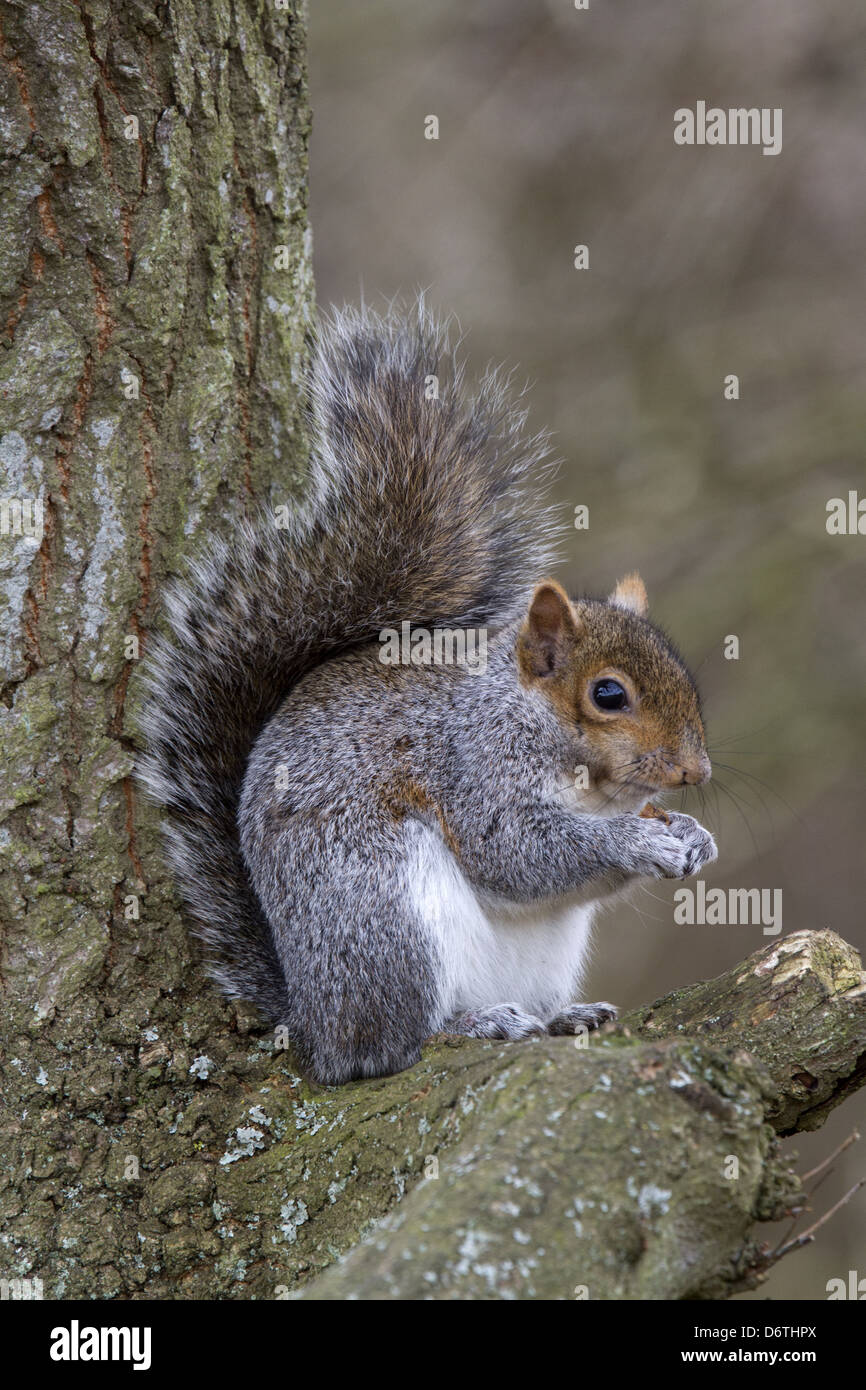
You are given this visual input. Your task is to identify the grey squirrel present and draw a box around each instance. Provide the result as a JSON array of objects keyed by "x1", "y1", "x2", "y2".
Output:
[{"x1": 139, "y1": 299, "x2": 716, "y2": 1085}]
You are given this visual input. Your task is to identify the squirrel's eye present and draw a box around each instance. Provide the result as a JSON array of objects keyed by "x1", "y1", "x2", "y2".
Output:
[{"x1": 592, "y1": 678, "x2": 628, "y2": 712}]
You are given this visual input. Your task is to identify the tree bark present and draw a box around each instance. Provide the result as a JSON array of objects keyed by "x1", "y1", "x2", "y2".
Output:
[
  {"x1": 0, "y1": 0, "x2": 311, "y2": 1299},
  {"x1": 297, "y1": 930, "x2": 866, "y2": 1301}
]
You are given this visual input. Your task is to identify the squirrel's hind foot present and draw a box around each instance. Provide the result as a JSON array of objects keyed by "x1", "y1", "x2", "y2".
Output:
[
  {"x1": 547, "y1": 1001, "x2": 617, "y2": 1035},
  {"x1": 447, "y1": 1004, "x2": 547, "y2": 1041}
]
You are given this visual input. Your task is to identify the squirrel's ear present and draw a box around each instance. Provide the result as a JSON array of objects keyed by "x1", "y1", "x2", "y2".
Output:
[
  {"x1": 519, "y1": 580, "x2": 581, "y2": 679},
  {"x1": 608, "y1": 572, "x2": 648, "y2": 617}
]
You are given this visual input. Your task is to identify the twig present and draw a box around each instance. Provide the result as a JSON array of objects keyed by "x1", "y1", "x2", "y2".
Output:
[
  {"x1": 772, "y1": 1177, "x2": 866, "y2": 1259},
  {"x1": 774, "y1": 1129, "x2": 862, "y2": 1251},
  {"x1": 801, "y1": 1128, "x2": 859, "y2": 1182}
]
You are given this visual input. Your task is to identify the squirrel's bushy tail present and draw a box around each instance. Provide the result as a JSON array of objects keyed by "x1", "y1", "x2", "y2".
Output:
[{"x1": 138, "y1": 299, "x2": 559, "y2": 1018}]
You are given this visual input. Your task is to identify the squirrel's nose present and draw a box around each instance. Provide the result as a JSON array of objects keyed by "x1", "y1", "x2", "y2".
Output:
[{"x1": 682, "y1": 753, "x2": 712, "y2": 786}]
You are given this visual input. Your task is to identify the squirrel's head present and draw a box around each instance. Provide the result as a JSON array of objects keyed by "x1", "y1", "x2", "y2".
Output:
[{"x1": 517, "y1": 575, "x2": 710, "y2": 813}]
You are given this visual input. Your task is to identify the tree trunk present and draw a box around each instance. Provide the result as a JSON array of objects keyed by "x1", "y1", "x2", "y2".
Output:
[{"x1": 0, "y1": 0, "x2": 311, "y2": 1299}]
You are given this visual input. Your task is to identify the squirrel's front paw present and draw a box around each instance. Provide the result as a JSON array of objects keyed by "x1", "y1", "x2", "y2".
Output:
[
  {"x1": 633, "y1": 812, "x2": 717, "y2": 881},
  {"x1": 447, "y1": 1004, "x2": 547, "y2": 1040}
]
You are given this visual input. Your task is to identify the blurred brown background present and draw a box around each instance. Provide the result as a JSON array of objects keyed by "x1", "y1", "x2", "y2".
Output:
[{"x1": 309, "y1": 0, "x2": 866, "y2": 1299}]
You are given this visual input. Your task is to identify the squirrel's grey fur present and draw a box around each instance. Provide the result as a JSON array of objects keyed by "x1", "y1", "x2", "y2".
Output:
[{"x1": 139, "y1": 298, "x2": 716, "y2": 1085}]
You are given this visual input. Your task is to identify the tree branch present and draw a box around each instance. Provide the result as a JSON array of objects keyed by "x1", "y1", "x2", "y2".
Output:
[{"x1": 293, "y1": 930, "x2": 866, "y2": 1300}]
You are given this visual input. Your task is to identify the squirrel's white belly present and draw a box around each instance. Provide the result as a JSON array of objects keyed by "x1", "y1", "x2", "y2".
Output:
[{"x1": 406, "y1": 825, "x2": 595, "y2": 1022}]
